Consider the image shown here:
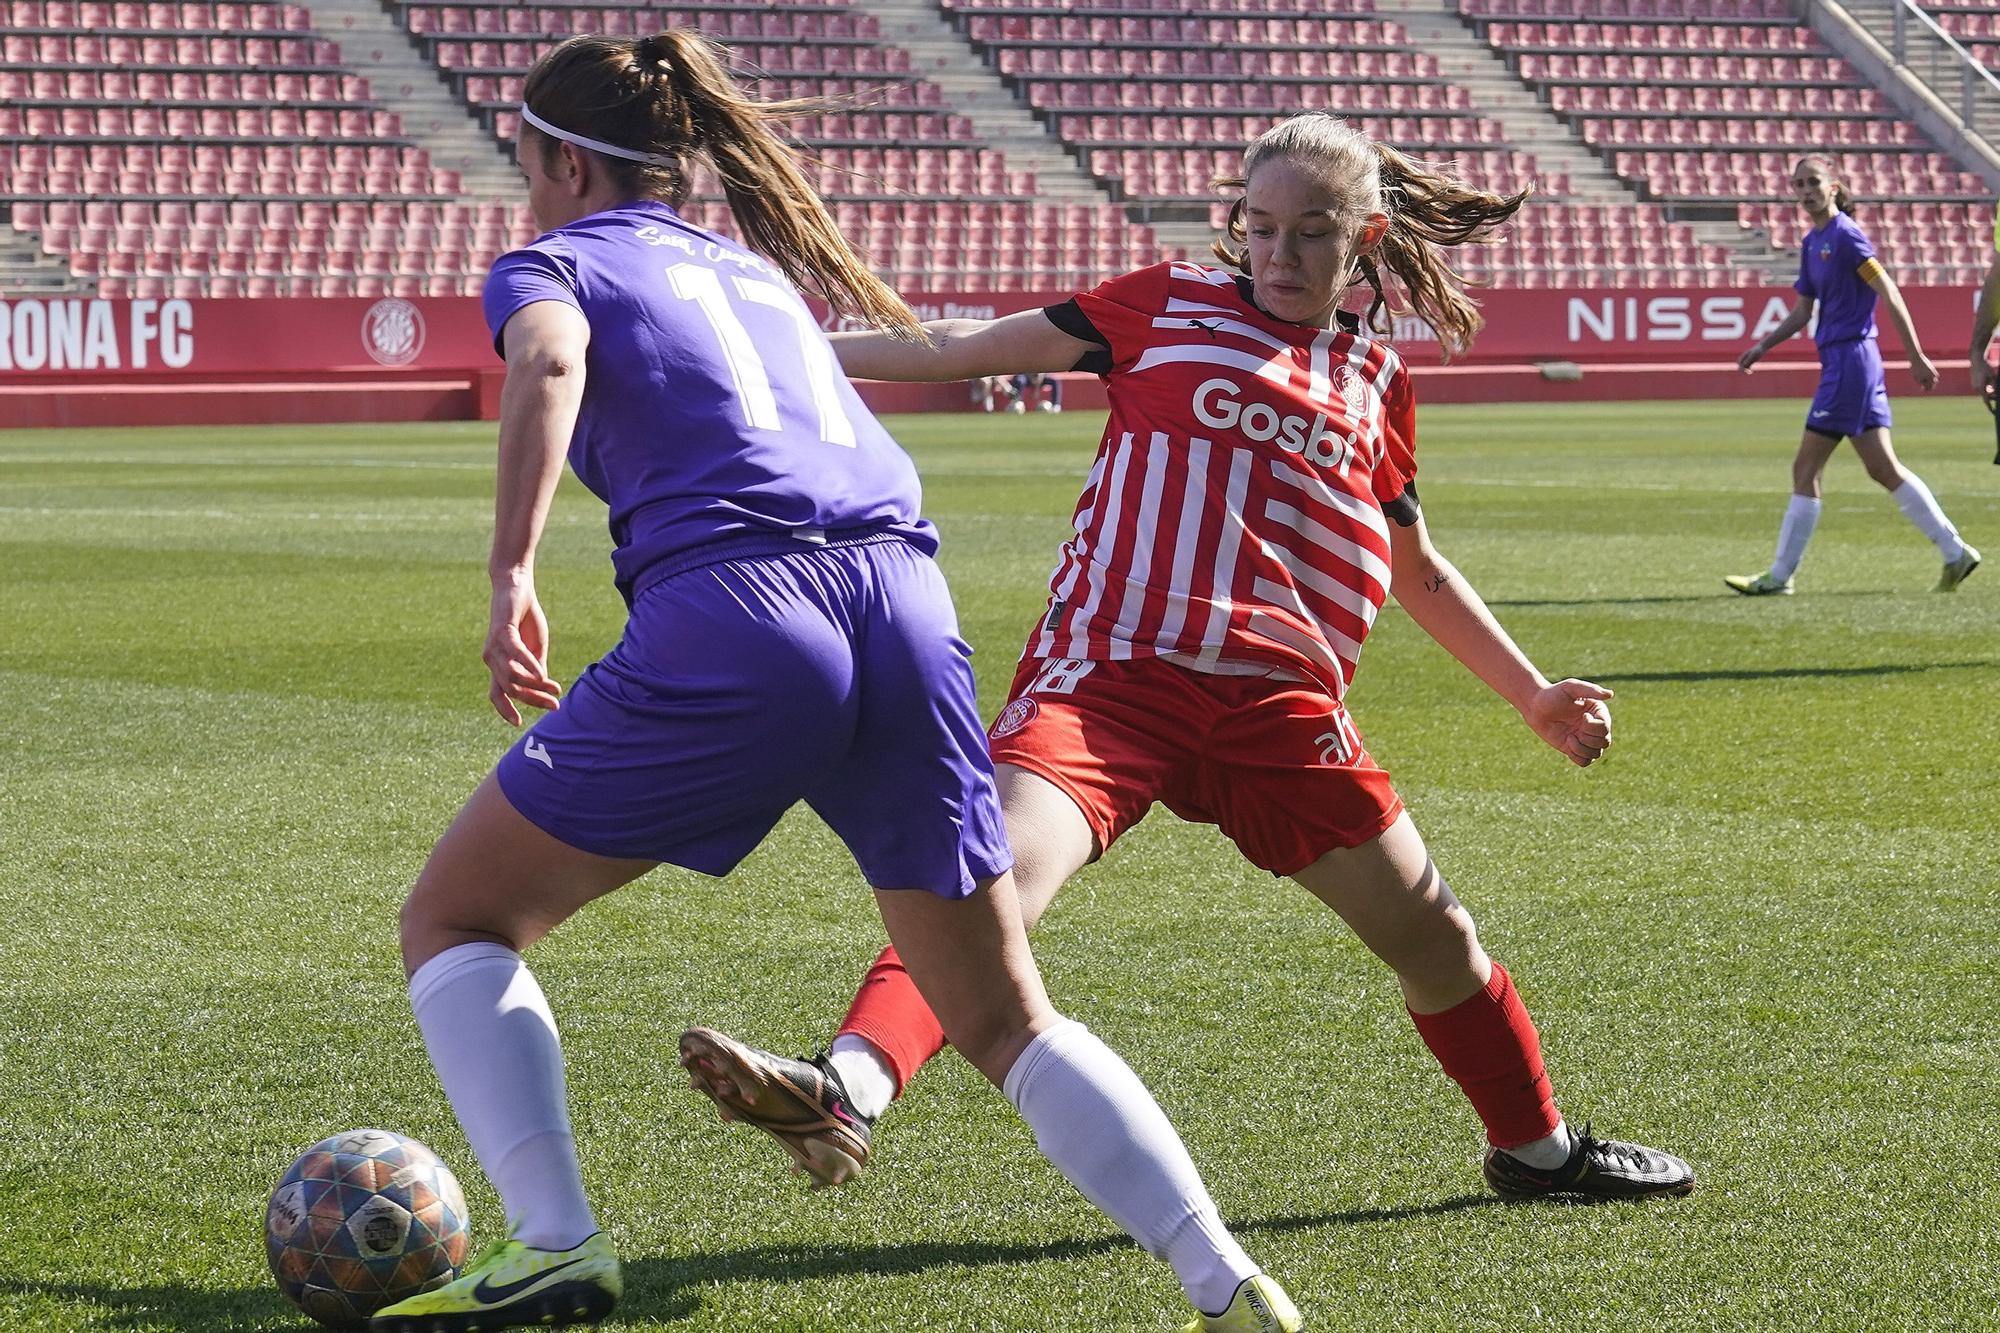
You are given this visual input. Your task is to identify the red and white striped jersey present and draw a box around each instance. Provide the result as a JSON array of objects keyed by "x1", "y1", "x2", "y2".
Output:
[{"x1": 1028, "y1": 261, "x2": 1418, "y2": 700}]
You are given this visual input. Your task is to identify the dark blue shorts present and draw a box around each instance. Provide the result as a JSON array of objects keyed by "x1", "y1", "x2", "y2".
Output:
[
  {"x1": 495, "y1": 534, "x2": 1011, "y2": 898},
  {"x1": 1806, "y1": 338, "x2": 1892, "y2": 439}
]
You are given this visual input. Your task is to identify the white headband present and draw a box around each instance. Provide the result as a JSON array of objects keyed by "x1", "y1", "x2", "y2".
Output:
[{"x1": 519, "y1": 103, "x2": 678, "y2": 167}]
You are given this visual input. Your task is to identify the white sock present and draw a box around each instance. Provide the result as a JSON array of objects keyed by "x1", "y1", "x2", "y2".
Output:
[
  {"x1": 408, "y1": 942, "x2": 597, "y2": 1251},
  {"x1": 1502, "y1": 1122, "x2": 1575, "y2": 1170},
  {"x1": 1891, "y1": 477, "x2": 1965, "y2": 561},
  {"x1": 827, "y1": 1035, "x2": 897, "y2": 1121},
  {"x1": 1002, "y1": 1019, "x2": 1258, "y2": 1316},
  {"x1": 1771, "y1": 495, "x2": 1820, "y2": 580}
]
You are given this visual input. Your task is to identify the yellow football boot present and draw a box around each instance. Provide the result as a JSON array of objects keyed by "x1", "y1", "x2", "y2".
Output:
[
  {"x1": 1181, "y1": 1274, "x2": 1303, "y2": 1332},
  {"x1": 370, "y1": 1228, "x2": 619, "y2": 1331}
]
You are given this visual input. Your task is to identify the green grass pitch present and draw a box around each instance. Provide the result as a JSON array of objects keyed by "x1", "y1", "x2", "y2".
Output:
[{"x1": 2, "y1": 399, "x2": 1996, "y2": 1331}]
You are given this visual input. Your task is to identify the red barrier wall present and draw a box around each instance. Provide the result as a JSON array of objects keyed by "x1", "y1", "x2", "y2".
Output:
[
  {"x1": 0, "y1": 294, "x2": 488, "y2": 428},
  {"x1": 0, "y1": 285, "x2": 1983, "y2": 428}
]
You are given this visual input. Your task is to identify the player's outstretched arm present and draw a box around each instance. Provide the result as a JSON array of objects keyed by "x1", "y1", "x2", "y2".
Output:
[
  {"x1": 1388, "y1": 514, "x2": 1613, "y2": 767},
  {"x1": 487, "y1": 299, "x2": 590, "y2": 726},
  {"x1": 830, "y1": 309, "x2": 1097, "y2": 383},
  {"x1": 1863, "y1": 265, "x2": 1937, "y2": 390},
  {"x1": 1738, "y1": 295, "x2": 1814, "y2": 372}
]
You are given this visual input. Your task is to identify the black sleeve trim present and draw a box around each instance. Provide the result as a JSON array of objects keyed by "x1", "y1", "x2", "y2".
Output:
[
  {"x1": 1382, "y1": 481, "x2": 1421, "y2": 527},
  {"x1": 1044, "y1": 299, "x2": 1113, "y2": 375}
]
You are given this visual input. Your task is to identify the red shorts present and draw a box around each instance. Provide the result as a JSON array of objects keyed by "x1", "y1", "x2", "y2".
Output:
[{"x1": 987, "y1": 655, "x2": 1404, "y2": 876}]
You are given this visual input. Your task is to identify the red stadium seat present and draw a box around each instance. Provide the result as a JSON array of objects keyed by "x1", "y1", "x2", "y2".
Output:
[{"x1": 9, "y1": 0, "x2": 1965, "y2": 298}]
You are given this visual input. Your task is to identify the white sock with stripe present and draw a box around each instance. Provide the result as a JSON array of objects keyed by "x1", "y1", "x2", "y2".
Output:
[
  {"x1": 1891, "y1": 477, "x2": 1965, "y2": 561},
  {"x1": 1002, "y1": 1019, "x2": 1258, "y2": 1315},
  {"x1": 827, "y1": 1035, "x2": 898, "y2": 1121},
  {"x1": 1771, "y1": 495, "x2": 1821, "y2": 581},
  {"x1": 408, "y1": 942, "x2": 598, "y2": 1252}
]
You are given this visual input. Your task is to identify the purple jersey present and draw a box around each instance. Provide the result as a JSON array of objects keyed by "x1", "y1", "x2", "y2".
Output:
[
  {"x1": 483, "y1": 200, "x2": 934, "y2": 600},
  {"x1": 1794, "y1": 212, "x2": 1879, "y2": 347}
]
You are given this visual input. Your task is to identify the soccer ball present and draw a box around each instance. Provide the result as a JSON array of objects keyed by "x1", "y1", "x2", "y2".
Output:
[{"x1": 264, "y1": 1128, "x2": 471, "y2": 1329}]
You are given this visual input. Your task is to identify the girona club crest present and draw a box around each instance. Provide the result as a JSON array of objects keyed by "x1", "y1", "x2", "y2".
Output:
[
  {"x1": 362, "y1": 297, "x2": 426, "y2": 366},
  {"x1": 988, "y1": 696, "x2": 1039, "y2": 739},
  {"x1": 1330, "y1": 363, "x2": 1370, "y2": 420}
]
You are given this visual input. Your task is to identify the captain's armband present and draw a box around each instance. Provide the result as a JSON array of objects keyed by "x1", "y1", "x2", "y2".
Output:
[{"x1": 1382, "y1": 482, "x2": 1422, "y2": 528}]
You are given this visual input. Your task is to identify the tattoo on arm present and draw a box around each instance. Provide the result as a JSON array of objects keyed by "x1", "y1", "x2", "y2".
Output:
[{"x1": 1425, "y1": 571, "x2": 1450, "y2": 594}]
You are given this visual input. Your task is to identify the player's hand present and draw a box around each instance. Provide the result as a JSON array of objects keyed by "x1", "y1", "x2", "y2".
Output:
[
  {"x1": 1909, "y1": 352, "x2": 1938, "y2": 392},
  {"x1": 1737, "y1": 345, "x2": 1763, "y2": 373},
  {"x1": 1973, "y1": 359, "x2": 1997, "y2": 411},
  {"x1": 484, "y1": 578, "x2": 562, "y2": 726},
  {"x1": 1523, "y1": 678, "x2": 1614, "y2": 767}
]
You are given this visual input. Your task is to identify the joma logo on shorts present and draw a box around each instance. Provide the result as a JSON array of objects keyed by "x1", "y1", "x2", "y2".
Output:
[{"x1": 1191, "y1": 377, "x2": 1354, "y2": 471}]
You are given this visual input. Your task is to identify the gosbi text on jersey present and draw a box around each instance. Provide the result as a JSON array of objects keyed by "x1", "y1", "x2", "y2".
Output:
[{"x1": 1033, "y1": 261, "x2": 1419, "y2": 700}]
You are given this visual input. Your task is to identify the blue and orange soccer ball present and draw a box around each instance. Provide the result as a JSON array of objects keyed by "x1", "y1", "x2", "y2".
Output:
[{"x1": 264, "y1": 1128, "x2": 471, "y2": 1328}]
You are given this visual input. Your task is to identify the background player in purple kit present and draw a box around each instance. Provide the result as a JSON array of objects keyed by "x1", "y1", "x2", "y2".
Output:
[
  {"x1": 1970, "y1": 194, "x2": 2000, "y2": 453},
  {"x1": 1729, "y1": 154, "x2": 1980, "y2": 596},
  {"x1": 368, "y1": 29, "x2": 1298, "y2": 1333}
]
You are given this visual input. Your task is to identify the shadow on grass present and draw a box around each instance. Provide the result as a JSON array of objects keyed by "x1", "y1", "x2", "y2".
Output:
[
  {"x1": 0, "y1": 1195, "x2": 1501, "y2": 1328},
  {"x1": 626, "y1": 1194, "x2": 1500, "y2": 1290},
  {"x1": 1485, "y1": 594, "x2": 1720, "y2": 608},
  {"x1": 1597, "y1": 660, "x2": 1997, "y2": 684},
  {"x1": 1488, "y1": 589, "x2": 1898, "y2": 607},
  {"x1": 0, "y1": 1278, "x2": 304, "y2": 1332},
  {"x1": 620, "y1": 1195, "x2": 1502, "y2": 1319}
]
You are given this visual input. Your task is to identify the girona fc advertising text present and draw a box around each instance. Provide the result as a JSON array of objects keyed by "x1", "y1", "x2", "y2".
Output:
[{"x1": 1190, "y1": 377, "x2": 1357, "y2": 472}]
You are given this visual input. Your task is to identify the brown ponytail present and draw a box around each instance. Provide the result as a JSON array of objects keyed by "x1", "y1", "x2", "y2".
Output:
[
  {"x1": 1211, "y1": 114, "x2": 1528, "y2": 359},
  {"x1": 1355, "y1": 142, "x2": 1529, "y2": 358},
  {"x1": 523, "y1": 30, "x2": 922, "y2": 338}
]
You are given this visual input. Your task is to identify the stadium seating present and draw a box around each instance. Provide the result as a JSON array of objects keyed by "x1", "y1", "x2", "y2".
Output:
[
  {"x1": 1204, "y1": 197, "x2": 1762, "y2": 287},
  {"x1": 947, "y1": 0, "x2": 1530, "y2": 198},
  {"x1": 1, "y1": 0, "x2": 1988, "y2": 297},
  {"x1": 1461, "y1": 0, "x2": 1992, "y2": 283},
  {"x1": 1925, "y1": 1, "x2": 2000, "y2": 73},
  {"x1": 0, "y1": 0, "x2": 490, "y2": 295},
  {"x1": 675, "y1": 197, "x2": 1184, "y2": 292},
  {"x1": 1737, "y1": 199, "x2": 1996, "y2": 285},
  {"x1": 943, "y1": 0, "x2": 1782, "y2": 286},
  {"x1": 385, "y1": 0, "x2": 1185, "y2": 288}
]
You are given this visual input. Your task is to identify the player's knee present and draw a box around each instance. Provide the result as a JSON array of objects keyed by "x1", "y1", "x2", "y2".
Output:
[
  {"x1": 1390, "y1": 903, "x2": 1482, "y2": 979},
  {"x1": 397, "y1": 869, "x2": 516, "y2": 972},
  {"x1": 396, "y1": 876, "x2": 458, "y2": 959},
  {"x1": 396, "y1": 888, "x2": 437, "y2": 974}
]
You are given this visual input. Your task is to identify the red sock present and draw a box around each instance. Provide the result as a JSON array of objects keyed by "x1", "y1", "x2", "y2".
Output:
[
  {"x1": 836, "y1": 946, "x2": 948, "y2": 1095},
  {"x1": 1407, "y1": 962, "x2": 1562, "y2": 1150}
]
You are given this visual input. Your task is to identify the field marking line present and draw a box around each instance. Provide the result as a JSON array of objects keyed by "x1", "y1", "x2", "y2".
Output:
[
  {"x1": 0, "y1": 504, "x2": 591, "y2": 525},
  {"x1": 0, "y1": 454, "x2": 491, "y2": 470}
]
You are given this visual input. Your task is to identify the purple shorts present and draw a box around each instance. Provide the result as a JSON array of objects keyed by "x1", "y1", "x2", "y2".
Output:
[
  {"x1": 495, "y1": 533, "x2": 1011, "y2": 898},
  {"x1": 1806, "y1": 338, "x2": 1892, "y2": 439}
]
